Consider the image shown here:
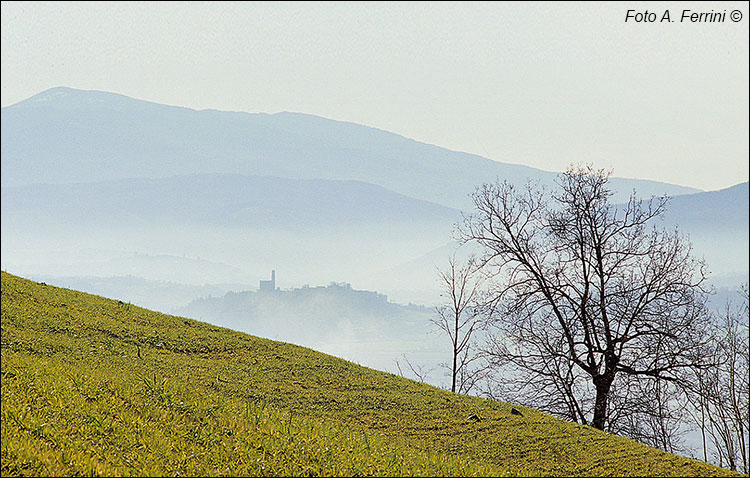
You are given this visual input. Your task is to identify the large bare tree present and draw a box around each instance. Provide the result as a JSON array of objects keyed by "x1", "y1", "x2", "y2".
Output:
[{"x1": 460, "y1": 164, "x2": 711, "y2": 430}]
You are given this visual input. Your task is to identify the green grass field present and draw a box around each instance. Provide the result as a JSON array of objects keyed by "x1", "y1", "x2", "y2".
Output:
[{"x1": 1, "y1": 271, "x2": 742, "y2": 476}]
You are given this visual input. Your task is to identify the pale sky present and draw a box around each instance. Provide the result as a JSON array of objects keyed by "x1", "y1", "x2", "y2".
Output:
[{"x1": 2, "y1": 1, "x2": 748, "y2": 191}]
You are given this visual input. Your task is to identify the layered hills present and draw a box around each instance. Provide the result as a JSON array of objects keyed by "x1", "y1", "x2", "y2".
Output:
[
  {"x1": 2, "y1": 86, "x2": 747, "y2": 310},
  {"x1": 1, "y1": 86, "x2": 746, "y2": 371}
]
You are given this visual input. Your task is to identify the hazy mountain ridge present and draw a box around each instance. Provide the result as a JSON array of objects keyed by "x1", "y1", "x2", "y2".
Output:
[
  {"x1": 0, "y1": 250, "x2": 251, "y2": 290},
  {"x1": 374, "y1": 181, "x2": 750, "y2": 302},
  {"x1": 0, "y1": 174, "x2": 461, "y2": 292},
  {"x1": 0, "y1": 173, "x2": 461, "y2": 229},
  {"x1": 1, "y1": 87, "x2": 699, "y2": 209},
  {"x1": 661, "y1": 182, "x2": 749, "y2": 231},
  {"x1": 658, "y1": 182, "x2": 749, "y2": 283},
  {"x1": 1, "y1": 86, "x2": 745, "y2": 308}
]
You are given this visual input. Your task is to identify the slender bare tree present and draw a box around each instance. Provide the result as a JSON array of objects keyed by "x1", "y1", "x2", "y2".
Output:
[
  {"x1": 460, "y1": 164, "x2": 712, "y2": 431},
  {"x1": 685, "y1": 285, "x2": 749, "y2": 473},
  {"x1": 432, "y1": 254, "x2": 487, "y2": 394}
]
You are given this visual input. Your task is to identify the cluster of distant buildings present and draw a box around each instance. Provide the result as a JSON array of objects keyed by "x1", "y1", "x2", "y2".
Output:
[{"x1": 257, "y1": 270, "x2": 388, "y2": 304}]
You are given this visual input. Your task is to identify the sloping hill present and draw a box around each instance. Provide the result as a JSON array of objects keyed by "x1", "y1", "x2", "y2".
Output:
[
  {"x1": 0, "y1": 272, "x2": 738, "y2": 476},
  {"x1": 1, "y1": 87, "x2": 698, "y2": 208}
]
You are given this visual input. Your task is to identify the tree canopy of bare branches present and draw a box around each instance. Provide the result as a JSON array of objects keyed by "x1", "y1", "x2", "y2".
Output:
[{"x1": 459, "y1": 164, "x2": 712, "y2": 431}]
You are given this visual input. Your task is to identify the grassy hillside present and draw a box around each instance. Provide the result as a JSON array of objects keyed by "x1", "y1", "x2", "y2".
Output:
[{"x1": 0, "y1": 271, "x2": 740, "y2": 476}]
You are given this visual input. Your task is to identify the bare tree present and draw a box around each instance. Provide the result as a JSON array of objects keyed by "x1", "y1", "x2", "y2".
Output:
[
  {"x1": 459, "y1": 164, "x2": 712, "y2": 431},
  {"x1": 432, "y1": 254, "x2": 487, "y2": 394},
  {"x1": 686, "y1": 285, "x2": 749, "y2": 473}
]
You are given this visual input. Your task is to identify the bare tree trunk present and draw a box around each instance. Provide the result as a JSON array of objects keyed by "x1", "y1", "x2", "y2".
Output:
[
  {"x1": 699, "y1": 388, "x2": 708, "y2": 463},
  {"x1": 452, "y1": 339, "x2": 458, "y2": 393},
  {"x1": 593, "y1": 374, "x2": 613, "y2": 430}
]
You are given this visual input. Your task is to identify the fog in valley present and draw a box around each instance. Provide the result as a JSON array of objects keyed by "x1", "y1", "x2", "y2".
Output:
[{"x1": 1, "y1": 88, "x2": 748, "y2": 392}]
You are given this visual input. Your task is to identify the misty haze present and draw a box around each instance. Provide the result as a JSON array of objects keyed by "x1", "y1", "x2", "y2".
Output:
[
  {"x1": 1, "y1": 87, "x2": 748, "y2": 382},
  {"x1": 2, "y1": 3, "x2": 748, "y2": 475}
]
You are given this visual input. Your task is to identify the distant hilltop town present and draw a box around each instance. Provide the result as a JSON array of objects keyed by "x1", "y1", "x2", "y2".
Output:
[
  {"x1": 178, "y1": 270, "x2": 431, "y2": 330},
  {"x1": 255, "y1": 270, "x2": 390, "y2": 305}
]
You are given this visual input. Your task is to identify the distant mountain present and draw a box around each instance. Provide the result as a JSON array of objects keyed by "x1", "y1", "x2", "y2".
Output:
[
  {"x1": 0, "y1": 174, "x2": 461, "y2": 290},
  {"x1": 661, "y1": 182, "x2": 749, "y2": 284},
  {"x1": 1, "y1": 87, "x2": 743, "y2": 310},
  {"x1": 0, "y1": 250, "x2": 251, "y2": 286},
  {"x1": 1, "y1": 87, "x2": 699, "y2": 209},
  {"x1": 662, "y1": 182, "x2": 748, "y2": 232},
  {"x1": 0, "y1": 173, "x2": 460, "y2": 230},
  {"x1": 177, "y1": 281, "x2": 430, "y2": 330}
]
